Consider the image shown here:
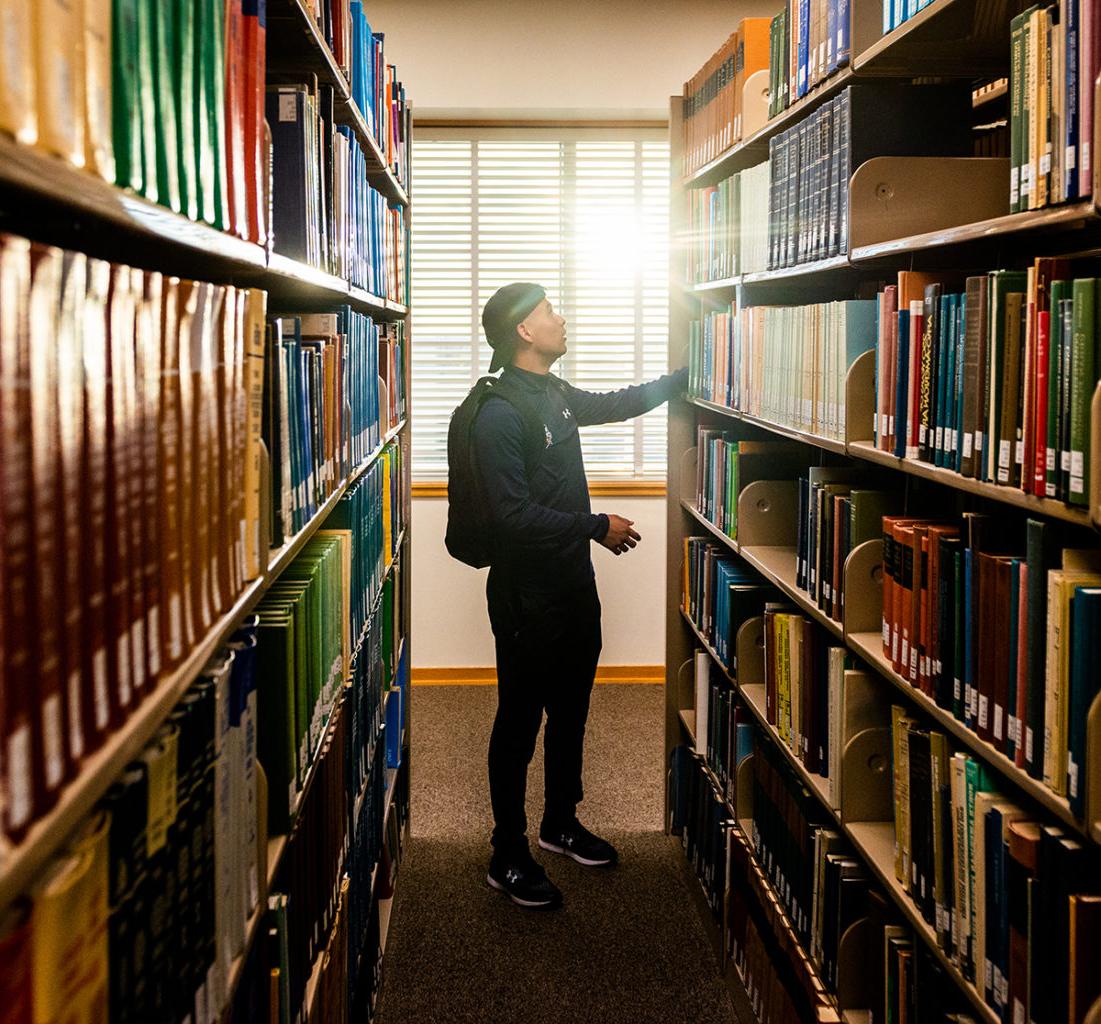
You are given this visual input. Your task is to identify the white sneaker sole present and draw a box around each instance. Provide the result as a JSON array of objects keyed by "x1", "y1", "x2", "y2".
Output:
[
  {"x1": 537, "y1": 837, "x2": 615, "y2": 867},
  {"x1": 485, "y1": 872, "x2": 559, "y2": 908}
]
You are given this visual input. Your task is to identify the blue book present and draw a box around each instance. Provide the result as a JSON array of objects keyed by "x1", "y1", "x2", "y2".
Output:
[
  {"x1": 837, "y1": 0, "x2": 851, "y2": 66},
  {"x1": 883, "y1": 0, "x2": 892, "y2": 34},
  {"x1": 797, "y1": 0, "x2": 810, "y2": 98},
  {"x1": 953, "y1": 293, "x2": 967, "y2": 472},
  {"x1": 894, "y1": 308, "x2": 910, "y2": 458},
  {"x1": 385, "y1": 678, "x2": 403, "y2": 768},
  {"x1": 1065, "y1": 0, "x2": 1079, "y2": 201},
  {"x1": 735, "y1": 723, "x2": 755, "y2": 767},
  {"x1": 1068, "y1": 587, "x2": 1101, "y2": 816},
  {"x1": 894, "y1": 0, "x2": 905, "y2": 30},
  {"x1": 826, "y1": 0, "x2": 838, "y2": 74}
]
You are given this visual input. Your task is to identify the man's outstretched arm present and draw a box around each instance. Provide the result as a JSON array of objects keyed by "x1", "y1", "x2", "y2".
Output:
[{"x1": 564, "y1": 366, "x2": 689, "y2": 427}]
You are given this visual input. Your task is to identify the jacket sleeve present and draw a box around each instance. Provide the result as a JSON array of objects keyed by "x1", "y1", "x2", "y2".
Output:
[
  {"x1": 473, "y1": 398, "x2": 608, "y2": 544},
  {"x1": 564, "y1": 367, "x2": 689, "y2": 427}
]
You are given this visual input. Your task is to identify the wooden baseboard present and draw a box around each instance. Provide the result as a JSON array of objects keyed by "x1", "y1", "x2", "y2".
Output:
[{"x1": 412, "y1": 665, "x2": 664, "y2": 686}]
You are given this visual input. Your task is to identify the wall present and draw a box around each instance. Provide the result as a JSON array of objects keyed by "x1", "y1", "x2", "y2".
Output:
[
  {"x1": 412, "y1": 495, "x2": 666, "y2": 668},
  {"x1": 369, "y1": 0, "x2": 779, "y2": 120}
]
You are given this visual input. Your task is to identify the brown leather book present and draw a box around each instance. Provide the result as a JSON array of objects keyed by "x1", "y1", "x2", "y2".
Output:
[
  {"x1": 80, "y1": 259, "x2": 113, "y2": 748},
  {"x1": 134, "y1": 271, "x2": 164, "y2": 684},
  {"x1": 174, "y1": 280, "x2": 200, "y2": 649},
  {"x1": 157, "y1": 277, "x2": 186, "y2": 668},
  {"x1": 56, "y1": 252, "x2": 88, "y2": 768},
  {"x1": 1068, "y1": 894, "x2": 1101, "y2": 1024},
  {"x1": 1006, "y1": 819, "x2": 1040, "y2": 1024},
  {"x1": 210, "y1": 286, "x2": 233, "y2": 618}
]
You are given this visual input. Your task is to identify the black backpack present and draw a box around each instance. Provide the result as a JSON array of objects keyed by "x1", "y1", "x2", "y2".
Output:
[{"x1": 445, "y1": 374, "x2": 554, "y2": 568}]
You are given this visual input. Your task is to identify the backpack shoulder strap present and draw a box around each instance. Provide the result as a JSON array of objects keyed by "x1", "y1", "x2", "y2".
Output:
[{"x1": 481, "y1": 375, "x2": 548, "y2": 472}]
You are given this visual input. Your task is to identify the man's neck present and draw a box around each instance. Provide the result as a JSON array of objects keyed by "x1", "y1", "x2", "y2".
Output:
[{"x1": 510, "y1": 350, "x2": 555, "y2": 375}]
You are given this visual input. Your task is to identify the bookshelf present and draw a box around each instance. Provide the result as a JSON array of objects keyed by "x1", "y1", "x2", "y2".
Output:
[
  {"x1": 668, "y1": 4, "x2": 1101, "y2": 1022},
  {"x1": 0, "y1": 0, "x2": 413, "y2": 1020}
]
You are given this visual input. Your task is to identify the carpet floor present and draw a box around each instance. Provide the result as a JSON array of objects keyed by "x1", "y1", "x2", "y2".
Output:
[{"x1": 373, "y1": 683, "x2": 744, "y2": 1024}]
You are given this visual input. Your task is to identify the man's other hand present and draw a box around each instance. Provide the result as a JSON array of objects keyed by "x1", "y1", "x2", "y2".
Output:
[{"x1": 600, "y1": 514, "x2": 641, "y2": 556}]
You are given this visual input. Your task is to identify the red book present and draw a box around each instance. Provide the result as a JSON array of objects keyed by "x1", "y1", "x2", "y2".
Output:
[
  {"x1": 223, "y1": 0, "x2": 248, "y2": 238},
  {"x1": 1031, "y1": 308, "x2": 1049, "y2": 495},
  {"x1": 1014, "y1": 562, "x2": 1029, "y2": 768},
  {"x1": 242, "y1": 0, "x2": 266, "y2": 244}
]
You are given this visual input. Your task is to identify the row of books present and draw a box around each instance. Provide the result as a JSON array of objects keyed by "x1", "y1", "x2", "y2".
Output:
[
  {"x1": 669, "y1": 744, "x2": 730, "y2": 919},
  {"x1": 268, "y1": 84, "x2": 405, "y2": 294},
  {"x1": 1009, "y1": 1, "x2": 1098, "y2": 212},
  {"x1": 767, "y1": 85, "x2": 969, "y2": 268},
  {"x1": 692, "y1": 655, "x2": 755, "y2": 810},
  {"x1": 0, "y1": 0, "x2": 269, "y2": 241},
  {"x1": 685, "y1": 161, "x2": 770, "y2": 283},
  {"x1": 263, "y1": 312, "x2": 403, "y2": 546},
  {"x1": 890, "y1": 712, "x2": 1101, "y2": 1024},
  {"x1": 872, "y1": 265, "x2": 1100, "y2": 509},
  {"x1": 0, "y1": 233, "x2": 268, "y2": 842},
  {"x1": 795, "y1": 472, "x2": 898, "y2": 622},
  {"x1": 695, "y1": 432, "x2": 799, "y2": 541},
  {"x1": 767, "y1": 0, "x2": 851, "y2": 120},
  {"x1": 688, "y1": 299, "x2": 875, "y2": 442},
  {"x1": 680, "y1": 19, "x2": 770, "y2": 175},
  {"x1": 880, "y1": 513, "x2": 1101, "y2": 817},
  {"x1": 0, "y1": 619, "x2": 263, "y2": 1023}
]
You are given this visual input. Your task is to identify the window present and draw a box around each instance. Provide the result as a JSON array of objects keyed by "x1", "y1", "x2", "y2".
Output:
[{"x1": 410, "y1": 127, "x2": 670, "y2": 481}]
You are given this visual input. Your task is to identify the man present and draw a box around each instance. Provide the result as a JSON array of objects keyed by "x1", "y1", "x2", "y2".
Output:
[{"x1": 473, "y1": 281, "x2": 687, "y2": 909}]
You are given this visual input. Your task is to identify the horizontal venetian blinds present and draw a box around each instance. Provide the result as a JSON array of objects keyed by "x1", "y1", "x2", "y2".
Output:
[{"x1": 411, "y1": 127, "x2": 670, "y2": 480}]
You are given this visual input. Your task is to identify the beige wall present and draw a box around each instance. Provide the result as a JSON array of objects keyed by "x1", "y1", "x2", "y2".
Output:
[
  {"x1": 370, "y1": 0, "x2": 779, "y2": 120},
  {"x1": 411, "y1": 495, "x2": 666, "y2": 668}
]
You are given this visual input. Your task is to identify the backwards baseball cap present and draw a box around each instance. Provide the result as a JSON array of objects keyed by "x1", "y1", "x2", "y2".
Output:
[{"x1": 482, "y1": 282, "x2": 546, "y2": 373}]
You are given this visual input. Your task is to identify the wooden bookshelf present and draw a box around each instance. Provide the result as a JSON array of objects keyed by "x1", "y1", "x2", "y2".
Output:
[
  {"x1": 668, "y1": 22, "x2": 1101, "y2": 1014},
  {"x1": 0, "y1": 425, "x2": 405, "y2": 909}
]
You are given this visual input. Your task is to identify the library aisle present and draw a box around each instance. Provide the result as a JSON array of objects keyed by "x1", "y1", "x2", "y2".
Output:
[{"x1": 375, "y1": 683, "x2": 747, "y2": 1024}]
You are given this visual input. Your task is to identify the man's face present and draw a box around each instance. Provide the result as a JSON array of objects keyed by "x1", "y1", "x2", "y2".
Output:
[{"x1": 517, "y1": 298, "x2": 568, "y2": 362}]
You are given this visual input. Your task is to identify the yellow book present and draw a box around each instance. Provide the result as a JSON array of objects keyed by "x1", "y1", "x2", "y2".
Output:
[
  {"x1": 891, "y1": 705, "x2": 916, "y2": 888},
  {"x1": 381, "y1": 449, "x2": 394, "y2": 564},
  {"x1": 0, "y1": 0, "x2": 37, "y2": 143},
  {"x1": 243, "y1": 289, "x2": 267, "y2": 580},
  {"x1": 32, "y1": 809, "x2": 110, "y2": 1024},
  {"x1": 33, "y1": 0, "x2": 85, "y2": 165},
  {"x1": 776, "y1": 613, "x2": 791, "y2": 746},
  {"x1": 82, "y1": 0, "x2": 114, "y2": 179}
]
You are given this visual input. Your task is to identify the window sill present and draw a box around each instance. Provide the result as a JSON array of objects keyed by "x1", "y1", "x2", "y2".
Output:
[{"x1": 411, "y1": 480, "x2": 667, "y2": 498}]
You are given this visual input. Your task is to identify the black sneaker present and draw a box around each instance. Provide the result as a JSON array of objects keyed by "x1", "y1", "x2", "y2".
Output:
[
  {"x1": 486, "y1": 851, "x2": 563, "y2": 909},
  {"x1": 538, "y1": 820, "x2": 618, "y2": 867}
]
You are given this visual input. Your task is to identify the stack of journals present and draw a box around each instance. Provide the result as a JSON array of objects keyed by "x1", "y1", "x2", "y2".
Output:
[
  {"x1": 669, "y1": 745, "x2": 730, "y2": 917},
  {"x1": 680, "y1": 19, "x2": 771, "y2": 175},
  {"x1": 879, "y1": 514, "x2": 1101, "y2": 817},
  {"x1": 693, "y1": 428, "x2": 810, "y2": 539},
  {"x1": 0, "y1": 0, "x2": 268, "y2": 241},
  {"x1": 1009, "y1": 2, "x2": 1098, "y2": 212},
  {"x1": 689, "y1": 300, "x2": 875, "y2": 440},
  {"x1": 683, "y1": 538, "x2": 777, "y2": 667},
  {"x1": 686, "y1": 162, "x2": 770, "y2": 283},
  {"x1": 255, "y1": 534, "x2": 348, "y2": 833},
  {"x1": 0, "y1": 622, "x2": 263, "y2": 1023},
  {"x1": 693, "y1": 658, "x2": 756, "y2": 808},
  {"x1": 267, "y1": 84, "x2": 404, "y2": 293},
  {"x1": 767, "y1": 85, "x2": 969, "y2": 267},
  {"x1": 795, "y1": 472, "x2": 900, "y2": 621},
  {"x1": 762, "y1": 606, "x2": 845, "y2": 779},
  {"x1": 0, "y1": 233, "x2": 266, "y2": 841},
  {"x1": 889, "y1": 715, "x2": 1101, "y2": 1024},
  {"x1": 767, "y1": 0, "x2": 851, "y2": 118},
  {"x1": 873, "y1": 266, "x2": 1101, "y2": 509},
  {"x1": 263, "y1": 311, "x2": 397, "y2": 546}
]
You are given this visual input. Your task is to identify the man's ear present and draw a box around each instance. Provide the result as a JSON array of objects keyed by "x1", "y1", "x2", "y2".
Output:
[{"x1": 515, "y1": 321, "x2": 533, "y2": 343}]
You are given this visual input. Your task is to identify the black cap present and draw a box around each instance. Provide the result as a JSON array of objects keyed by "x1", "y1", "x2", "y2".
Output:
[{"x1": 482, "y1": 282, "x2": 546, "y2": 373}]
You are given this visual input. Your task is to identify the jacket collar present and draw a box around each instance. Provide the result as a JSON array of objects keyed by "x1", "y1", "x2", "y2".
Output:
[{"x1": 501, "y1": 364, "x2": 554, "y2": 393}]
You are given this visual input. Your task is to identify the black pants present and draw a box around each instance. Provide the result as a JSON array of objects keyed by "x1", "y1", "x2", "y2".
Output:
[{"x1": 485, "y1": 573, "x2": 602, "y2": 855}]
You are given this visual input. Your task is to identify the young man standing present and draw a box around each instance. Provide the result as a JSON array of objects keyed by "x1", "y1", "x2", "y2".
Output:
[{"x1": 472, "y1": 281, "x2": 687, "y2": 909}]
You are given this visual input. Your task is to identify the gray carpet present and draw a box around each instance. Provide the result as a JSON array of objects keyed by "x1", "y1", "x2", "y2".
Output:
[{"x1": 374, "y1": 684, "x2": 743, "y2": 1024}]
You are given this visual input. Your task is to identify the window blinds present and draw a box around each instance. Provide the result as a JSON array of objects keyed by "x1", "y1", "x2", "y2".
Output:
[{"x1": 411, "y1": 128, "x2": 670, "y2": 480}]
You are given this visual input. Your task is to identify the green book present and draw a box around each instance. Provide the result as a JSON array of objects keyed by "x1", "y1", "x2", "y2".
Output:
[
  {"x1": 1008, "y1": 13, "x2": 1030, "y2": 214},
  {"x1": 174, "y1": 0, "x2": 197, "y2": 220},
  {"x1": 194, "y1": 0, "x2": 228, "y2": 228},
  {"x1": 135, "y1": 0, "x2": 159, "y2": 203},
  {"x1": 152, "y1": 0, "x2": 181, "y2": 212},
  {"x1": 111, "y1": 0, "x2": 143, "y2": 192},
  {"x1": 964, "y1": 757, "x2": 996, "y2": 980},
  {"x1": 849, "y1": 490, "x2": 898, "y2": 548},
  {"x1": 1046, "y1": 280, "x2": 1070, "y2": 498},
  {"x1": 266, "y1": 894, "x2": 291, "y2": 1024},
  {"x1": 257, "y1": 613, "x2": 295, "y2": 832},
  {"x1": 1069, "y1": 278, "x2": 1098, "y2": 505}
]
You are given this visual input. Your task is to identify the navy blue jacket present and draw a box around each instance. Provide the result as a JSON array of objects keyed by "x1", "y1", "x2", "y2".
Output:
[{"x1": 472, "y1": 364, "x2": 687, "y2": 593}]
